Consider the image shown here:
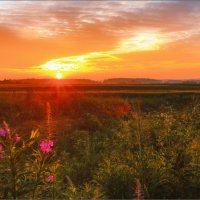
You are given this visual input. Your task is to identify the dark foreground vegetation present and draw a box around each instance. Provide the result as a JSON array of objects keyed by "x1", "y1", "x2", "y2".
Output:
[{"x1": 0, "y1": 87, "x2": 199, "y2": 199}]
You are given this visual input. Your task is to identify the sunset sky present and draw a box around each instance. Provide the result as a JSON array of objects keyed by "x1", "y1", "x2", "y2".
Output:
[{"x1": 0, "y1": 1, "x2": 200, "y2": 80}]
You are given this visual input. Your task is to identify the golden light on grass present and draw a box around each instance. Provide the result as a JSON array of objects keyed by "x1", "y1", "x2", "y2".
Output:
[{"x1": 56, "y1": 72, "x2": 63, "y2": 80}]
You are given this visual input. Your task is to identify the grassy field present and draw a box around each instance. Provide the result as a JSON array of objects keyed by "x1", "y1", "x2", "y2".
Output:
[
  {"x1": 0, "y1": 82, "x2": 200, "y2": 93},
  {"x1": 0, "y1": 84, "x2": 199, "y2": 199}
]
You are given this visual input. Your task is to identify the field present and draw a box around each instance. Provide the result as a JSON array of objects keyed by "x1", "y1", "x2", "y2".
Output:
[{"x1": 0, "y1": 83, "x2": 199, "y2": 199}]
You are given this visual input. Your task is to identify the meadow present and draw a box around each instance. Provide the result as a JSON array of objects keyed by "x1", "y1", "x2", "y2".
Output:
[{"x1": 0, "y1": 83, "x2": 199, "y2": 199}]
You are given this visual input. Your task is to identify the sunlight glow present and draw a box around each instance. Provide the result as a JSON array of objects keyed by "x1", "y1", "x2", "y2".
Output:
[
  {"x1": 56, "y1": 72, "x2": 62, "y2": 79},
  {"x1": 117, "y1": 33, "x2": 162, "y2": 52},
  {"x1": 35, "y1": 33, "x2": 164, "y2": 78},
  {"x1": 36, "y1": 52, "x2": 121, "y2": 76}
]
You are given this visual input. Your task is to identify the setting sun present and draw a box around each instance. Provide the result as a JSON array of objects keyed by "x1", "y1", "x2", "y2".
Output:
[{"x1": 56, "y1": 72, "x2": 62, "y2": 79}]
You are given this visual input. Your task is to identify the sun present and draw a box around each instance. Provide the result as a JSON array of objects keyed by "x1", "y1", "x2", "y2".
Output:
[{"x1": 56, "y1": 72, "x2": 63, "y2": 80}]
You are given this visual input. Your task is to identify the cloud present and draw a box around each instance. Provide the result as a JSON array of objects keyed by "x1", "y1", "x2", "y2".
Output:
[
  {"x1": 0, "y1": 1, "x2": 200, "y2": 79},
  {"x1": 1, "y1": 1, "x2": 200, "y2": 38}
]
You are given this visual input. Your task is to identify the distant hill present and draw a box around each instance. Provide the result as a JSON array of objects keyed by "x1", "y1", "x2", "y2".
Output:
[
  {"x1": 0, "y1": 78, "x2": 200, "y2": 85},
  {"x1": 0, "y1": 79, "x2": 99, "y2": 85},
  {"x1": 103, "y1": 78, "x2": 161, "y2": 84},
  {"x1": 103, "y1": 78, "x2": 200, "y2": 84}
]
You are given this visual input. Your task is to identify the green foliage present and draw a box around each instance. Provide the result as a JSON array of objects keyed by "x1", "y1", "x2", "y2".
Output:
[
  {"x1": 0, "y1": 92, "x2": 199, "y2": 199},
  {"x1": 0, "y1": 125, "x2": 57, "y2": 199}
]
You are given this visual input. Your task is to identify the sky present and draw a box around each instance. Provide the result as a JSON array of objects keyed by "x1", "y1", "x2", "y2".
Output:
[{"x1": 0, "y1": 0, "x2": 200, "y2": 80}]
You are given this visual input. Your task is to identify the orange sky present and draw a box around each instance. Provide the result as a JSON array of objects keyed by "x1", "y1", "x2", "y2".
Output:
[{"x1": 0, "y1": 1, "x2": 200, "y2": 80}]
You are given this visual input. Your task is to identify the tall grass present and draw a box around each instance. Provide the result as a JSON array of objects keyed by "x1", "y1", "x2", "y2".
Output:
[{"x1": 0, "y1": 92, "x2": 199, "y2": 199}]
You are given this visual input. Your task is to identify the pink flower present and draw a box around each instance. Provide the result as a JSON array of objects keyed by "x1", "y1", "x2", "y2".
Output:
[
  {"x1": 39, "y1": 140, "x2": 54, "y2": 153},
  {"x1": 0, "y1": 145, "x2": 3, "y2": 151},
  {"x1": 15, "y1": 134, "x2": 20, "y2": 142},
  {"x1": 47, "y1": 175, "x2": 54, "y2": 181},
  {"x1": 10, "y1": 134, "x2": 21, "y2": 143},
  {"x1": 0, "y1": 129, "x2": 7, "y2": 137},
  {"x1": 0, "y1": 154, "x2": 5, "y2": 159},
  {"x1": 0, "y1": 123, "x2": 11, "y2": 137},
  {"x1": 5, "y1": 128, "x2": 10, "y2": 134},
  {"x1": 3, "y1": 122, "x2": 10, "y2": 134}
]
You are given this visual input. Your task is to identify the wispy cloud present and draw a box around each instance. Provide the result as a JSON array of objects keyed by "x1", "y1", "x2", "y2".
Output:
[
  {"x1": 1, "y1": 1, "x2": 200, "y2": 39},
  {"x1": 1, "y1": 1, "x2": 200, "y2": 79}
]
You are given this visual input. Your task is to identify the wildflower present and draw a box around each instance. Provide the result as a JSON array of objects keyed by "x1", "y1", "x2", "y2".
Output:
[
  {"x1": 15, "y1": 134, "x2": 21, "y2": 142},
  {"x1": 0, "y1": 122, "x2": 11, "y2": 136},
  {"x1": 135, "y1": 179, "x2": 144, "y2": 200},
  {"x1": 0, "y1": 145, "x2": 3, "y2": 151},
  {"x1": 0, "y1": 129, "x2": 7, "y2": 137},
  {"x1": 3, "y1": 122, "x2": 11, "y2": 134},
  {"x1": 47, "y1": 175, "x2": 54, "y2": 182},
  {"x1": 9, "y1": 134, "x2": 20, "y2": 143},
  {"x1": 0, "y1": 154, "x2": 5, "y2": 159},
  {"x1": 39, "y1": 140, "x2": 54, "y2": 153}
]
